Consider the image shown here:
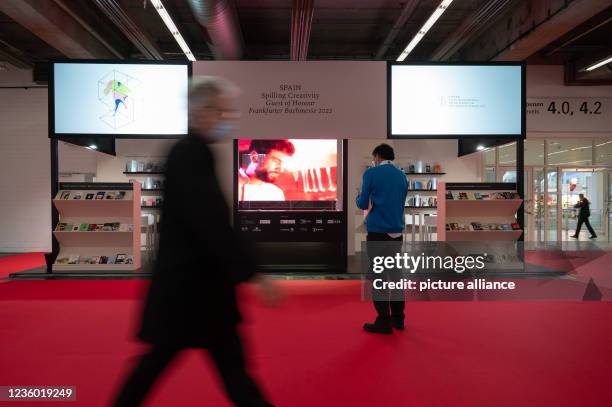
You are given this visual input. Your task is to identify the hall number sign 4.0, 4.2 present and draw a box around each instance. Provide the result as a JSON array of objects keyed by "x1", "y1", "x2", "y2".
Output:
[
  {"x1": 526, "y1": 97, "x2": 611, "y2": 133},
  {"x1": 546, "y1": 100, "x2": 602, "y2": 116}
]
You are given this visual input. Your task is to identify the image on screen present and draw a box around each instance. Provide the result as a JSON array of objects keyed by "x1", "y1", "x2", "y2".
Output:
[
  {"x1": 53, "y1": 63, "x2": 188, "y2": 135},
  {"x1": 237, "y1": 139, "x2": 338, "y2": 210},
  {"x1": 391, "y1": 65, "x2": 522, "y2": 136}
]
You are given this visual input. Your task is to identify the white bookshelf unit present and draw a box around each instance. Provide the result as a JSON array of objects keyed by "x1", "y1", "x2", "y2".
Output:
[
  {"x1": 52, "y1": 182, "x2": 141, "y2": 272},
  {"x1": 437, "y1": 182, "x2": 523, "y2": 242}
]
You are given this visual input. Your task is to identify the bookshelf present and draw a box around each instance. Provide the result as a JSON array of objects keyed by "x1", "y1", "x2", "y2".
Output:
[
  {"x1": 436, "y1": 182, "x2": 523, "y2": 242},
  {"x1": 51, "y1": 182, "x2": 141, "y2": 272},
  {"x1": 436, "y1": 182, "x2": 524, "y2": 273}
]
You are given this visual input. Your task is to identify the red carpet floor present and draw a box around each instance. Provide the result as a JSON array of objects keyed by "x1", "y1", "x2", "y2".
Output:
[
  {"x1": 0, "y1": 253, "x2": 45, "y2": 279},
  {"x1": 1, "y1": 280, "x2": 611, "y2": 407}
]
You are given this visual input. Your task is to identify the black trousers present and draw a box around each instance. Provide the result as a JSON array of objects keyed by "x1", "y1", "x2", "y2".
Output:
[
  {"x1": 575, "y1": 216, "x2": 597, "y2": 237},
  {"x1": 113, "y1": 328, "x2": 273, "y2": 407},
  {"x1": 366, "y1": 232, "x2": 405, "y2": 320}
]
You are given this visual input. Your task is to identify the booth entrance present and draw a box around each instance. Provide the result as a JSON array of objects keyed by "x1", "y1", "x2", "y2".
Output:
[{"x1": 524, "y1": 167, "x2": 612, "y2": 242}]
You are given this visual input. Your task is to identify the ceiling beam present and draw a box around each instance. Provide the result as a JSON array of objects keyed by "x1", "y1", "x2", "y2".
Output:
[
  {"x1": 92, "y1": 0, "x2": 163, "y2": 60},
  {"x1": 430, "y1": 0, "x2": 519, "y2": 61},
  {"x1": 290, "y1": 0, "x2": 314, "y2": 61},
  {"x1": 0, "y1": 38, "x2": 33, "y2": 69},
  {"x1": 0, "y1": 0, "x2": 116, "y2": 58},
  {"x1": 458, "y1": 0, "x2": 612, "y2": 61},
  {"x1": 375, "y1": 0, "x2": 419, "y2": 59}
]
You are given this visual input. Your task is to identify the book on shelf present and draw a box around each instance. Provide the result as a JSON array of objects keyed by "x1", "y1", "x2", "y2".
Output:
[
  {"x1": 60, "y1": 191, "x2": 71, "y2": 200},
  {"x1": 105, "y1": 192, "x2": 116, "y2": 199},
  {"x1": 95, "y1": 191, "x2": 105, "y2": 200},
  {"x1": 67, "y1": 255, "x2": 80, "y2": 264},
  {"x1": 78, "y1": 223, "x2": 89, "y2": 232},
  {"x1": 115, "y1": 254, "x2": 127, "y2": 264},
  {"x1": 72, "y1": 192, "x2": 83, "y2": 200},
  {"x1": 511, "y1": 223, "x2": 521, "y2": 230},
  {"x1": 56, "y1": 256, "x2": 69, "y2": 264},
  {"x1": 118, "y1": 223, "x2": 134, "y2": 232},
  {"x1": 471, "y1": 222, "x2": 483, "y2": 231},
  {"x1": 85, "y1": 193, "x2": 94, "y2": 200}
]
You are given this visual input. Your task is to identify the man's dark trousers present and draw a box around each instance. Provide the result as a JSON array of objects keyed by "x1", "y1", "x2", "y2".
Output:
[{"x1": 367, "y1": 232, "x2": 405, "y2": 320}]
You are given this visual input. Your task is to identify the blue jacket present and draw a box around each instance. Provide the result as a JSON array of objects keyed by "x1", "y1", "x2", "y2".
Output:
[{"x1": 356, "y1": 163, "x2": 408, "y2": 233}]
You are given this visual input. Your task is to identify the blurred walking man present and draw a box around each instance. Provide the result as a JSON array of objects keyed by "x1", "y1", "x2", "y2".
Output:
[{"x1": 113, "y1": 78, "x2": 279, "y2": 407}]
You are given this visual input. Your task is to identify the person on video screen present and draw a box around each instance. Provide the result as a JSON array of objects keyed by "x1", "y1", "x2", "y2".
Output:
[{"x1": 239, "y1": 140, "x2": 295, "y2": 201}]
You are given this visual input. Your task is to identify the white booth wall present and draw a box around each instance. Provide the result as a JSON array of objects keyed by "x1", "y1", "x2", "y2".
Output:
[{"x1": 0, "y1": 64, "x2": 609, "y2": 253}]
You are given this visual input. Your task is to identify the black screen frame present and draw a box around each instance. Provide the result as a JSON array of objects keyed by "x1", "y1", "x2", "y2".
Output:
[
  {"x1": 48, "y1": 59, "x2": 192, "y2": 139},
  {"x1": 387, "y1": 61, "x2": 526, "y2": 140}
]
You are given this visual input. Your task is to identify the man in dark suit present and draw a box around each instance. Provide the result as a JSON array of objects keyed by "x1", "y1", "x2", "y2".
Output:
[
  {"x1": 113, "y1": 78, "x2": 279, "y2": 407},
  {"x1": 571, "y1": 193, "x2": 597, "y2": 239}
]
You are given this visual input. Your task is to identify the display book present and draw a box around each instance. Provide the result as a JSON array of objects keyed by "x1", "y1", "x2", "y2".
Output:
[{"x1": 52, "y1": 182, "x2": 141, "y2": 271}]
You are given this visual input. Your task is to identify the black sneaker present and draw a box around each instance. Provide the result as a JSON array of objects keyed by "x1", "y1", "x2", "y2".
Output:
[
  {"x1": 570, "y1": 235, "x2": 578, "y2": 238},
  {"x1": 590, "y1": 235, "x2": 597, "y2": 239},
  {"x1": 392, "y1": 317, "x2": 405, "y2": 330},
  {"x1": 363, "y1": 317, "x2": 393, "y2": 334}
]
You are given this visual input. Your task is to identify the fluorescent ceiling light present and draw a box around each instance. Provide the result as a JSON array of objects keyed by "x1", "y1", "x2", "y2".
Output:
[
  {"x1": 585, "y1": 56, "x2": 612, "y2": 71},
  {"x1": 150, "y1": 0, "x2": 196, "y2": 61},
  {"x1": 397, "y1": 0, "x2": 454, "y2": 61}
]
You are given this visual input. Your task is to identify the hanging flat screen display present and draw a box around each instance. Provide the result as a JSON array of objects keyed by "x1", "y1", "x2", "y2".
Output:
[
  {"x1": 237, "y1": 139, "x2": 338, "y2": 210},
  {"x1": 390, "y1": 64, "x2": 523, "y2": 138},
  {"x1": 51, "y1": 61, "x2": 189, "y2": 137}
]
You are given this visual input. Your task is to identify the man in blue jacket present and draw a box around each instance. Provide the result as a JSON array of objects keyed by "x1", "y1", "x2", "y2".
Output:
[{"x1": 356, "y1": 143, "x2": 408, "y2": 334}]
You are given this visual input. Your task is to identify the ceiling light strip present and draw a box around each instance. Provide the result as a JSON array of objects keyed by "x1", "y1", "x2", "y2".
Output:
[
  {"x1": 150, "y1": 0, "x2": 196, "y2": 61},
  {"x1": 397, "y1": 0, "x2": 454, "y2": 61},
  {"x1": 586, "y1": 56, "x2": 612, "y2": 71}
]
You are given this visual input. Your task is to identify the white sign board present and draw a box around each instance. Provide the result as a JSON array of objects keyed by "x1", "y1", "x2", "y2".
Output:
[
  {"x1": 527, "y1": 97, "x2": 612, "y2": 133},
  {"x1": 192, "y1": 61, "x2": 387, "y2": 139}
]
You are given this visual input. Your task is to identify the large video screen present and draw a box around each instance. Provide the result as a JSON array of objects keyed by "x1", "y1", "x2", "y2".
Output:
[
  {"x1": 390, "y1": 64, "x2": 523, "y2": 137},
  {"x1": 237, "y1": 139, "x2": 338, "y2": 210},
  {"x1": 52, "y1": 62, "x2": 188, "y2": 136}
]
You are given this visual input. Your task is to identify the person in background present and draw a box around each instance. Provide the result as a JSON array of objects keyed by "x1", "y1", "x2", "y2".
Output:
[
  {"x1": 113, "y1": 77, "x2": 280, "y2": 407},
  {"x1": 571, "y1": 193, "x2": 597, "y2": 239},
  {"x1": 356, "y1": 143, "x2": 408, "y2": 334}
]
